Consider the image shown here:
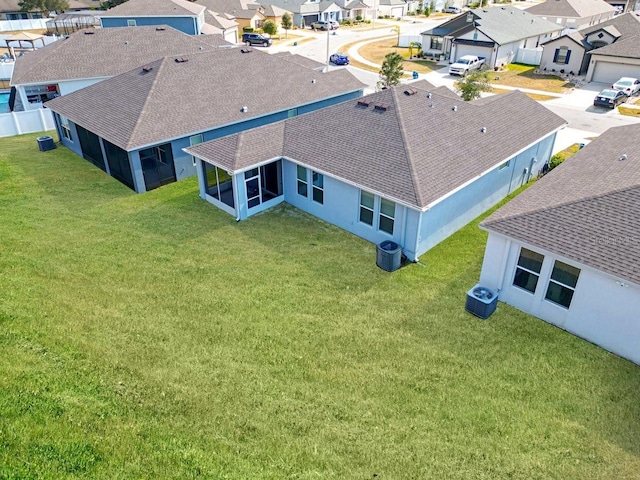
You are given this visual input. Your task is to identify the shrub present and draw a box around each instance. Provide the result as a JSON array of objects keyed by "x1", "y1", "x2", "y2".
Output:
[
  {"x1": 243, "y1": 26, "x2": 254, "y2": 33},
  {"x1": 355, "y1": 14, "x2": 362, "y2": 21}
]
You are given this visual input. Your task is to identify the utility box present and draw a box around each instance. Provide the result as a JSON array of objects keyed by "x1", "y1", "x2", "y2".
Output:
[
  {"x1": 465, "y1": 285, "x2": 498, "y2": 319},
  {"x1": 37, "y1": 135, "x2": 56, "y2": 151},
  {"x1": 376, "y1": 241, "x2": 401, "y2": 272}
]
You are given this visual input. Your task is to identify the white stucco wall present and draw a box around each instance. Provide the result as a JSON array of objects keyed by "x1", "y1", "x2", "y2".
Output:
[
  {"x1": 540, "y1": 37, "x2": 584, "y2": 74},
  {"x1": 479, "y1": 233, "x2": 640, "y2": 365}
]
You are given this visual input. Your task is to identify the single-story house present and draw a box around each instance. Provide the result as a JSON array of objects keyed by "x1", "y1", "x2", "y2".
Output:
[
  {"x1": 256, "y1": 0, "x2": 342, "y2": 28},
  {"x1": 201, "y1": 9, "x2": 240, "y2": 42},
  {"x1": 377, "y1": 0, "x2": 408, "y2": 18},
  {"x1": 421, "y1": 5, "x2": 562, "y2": 67},
  {"x1": 332, "y1": 0, "x2": 374, "y2": 21},
  {"x1": 478, "y1": 124, "x2": 640, "y2": 366},
  {"x1": 525, "y1": 0, "x2": 615, "y2": 30},
  {"x1": 184, "y1": 82, "x2": 566, "y2": 261},
  {"x1": 99, "y1": 0, "x2": 207, "y2": 35},
  {"x1": 195, "y1": 0, "x2": 292, "y2": 34},
  {"x1": 9, "y1": 25, "x2": 227, "y2": 111},
  {"x1": 538, "y1": 12, "x2": 640, "y2": 81},
  {"x1": 45, "y1": 48, "x2": 365, "y2": 193}
]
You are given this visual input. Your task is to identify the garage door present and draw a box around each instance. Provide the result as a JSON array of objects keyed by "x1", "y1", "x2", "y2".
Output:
[
  {"x1": 453, "y1": 45, "x2": 492, "y2": 63},
  {"x1": 390, "y1": 6, "x2": 405, "y2": 17},
  {"x1": 592, "y1": 61, "x2": 640, "y2": 84}
]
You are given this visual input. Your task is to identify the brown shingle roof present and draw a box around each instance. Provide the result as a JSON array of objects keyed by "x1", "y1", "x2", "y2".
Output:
[
  {"x1": 11, "y1": 26, "x2": 227, "y2": 86},
  {"x1": 186, "y1": 85, "x2": 566, "y2": 210},
  {"x1": 98, "y1": 0, "x2": 205, "y2": 16},
  {"x1": 45, "y1": 48, "x2": 365, "y2": 151},
  {"x1": 481, "y1": 124, "x2": 640, "y2": 285}
]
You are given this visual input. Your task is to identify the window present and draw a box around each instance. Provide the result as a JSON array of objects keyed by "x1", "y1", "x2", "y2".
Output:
[
  {"x1": 379, "y1": 198, "x2": 395, "y2": 235},
  {"x1": 430, "y1": 36, "x2": 443, "y2": 50},
  {"x1": 59, "y1": 114, "x2": 72, "y2": 141},
  {"x1": 245, "y1": 168, "x2": 260, "y2": 208},
  {"x1": 513, "y1": 248, "x2": 544, "y2": 293},
  {"x1": 189, "y1": 134, "x2": 203, "y2": 166},
  {"x1": 127, "y1": 19, "x2": 136, "y2": 26},
  {"x1": 287, "y1": 108, "x2": 297, "y2": 119},
  {"x1": 311, "y1": 171, "x2": 323, "y2": 204},
  {"x1": 203, "y1": 163, "x2": 234, "y2": 208},
  {"x1": 553, "y1": 47, "x2": 571, "y2": 65},
  {"x1": 297, "y1": 165, "x2": 308, "y2": 197},
  {"x1": 359, "y1": 190, "x2": 374, "y2": 226},
  {"x1": 545, "y1": 261, "x2": 580, "y2": 308},
  {"x1": 498, "y1": 160, "x2": 510, "y2": 170}
]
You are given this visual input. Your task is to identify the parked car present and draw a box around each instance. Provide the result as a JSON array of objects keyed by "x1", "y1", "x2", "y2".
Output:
[
  {"x1": 443, "y1": 6, "x2": 461, "y2": 13},
  {"x1": 448, "y1": 55, "x2": 486, "y2": 76},
  {"x1": 611, "y1": 77, "x2": 640, "y2": 96},
  {"x1": 242, "y1": 33, "x2": 272, "y2": 47},
  {"x1": 310, "y1": 20, "x2": 335, "y2": 31},
  {"x1": 329, "y1": 53, "x2": 349, "y2": 65},
  {"x1": 593, "y1": 89, "x2": 628, "y2": 109},
  {"x1": 328, "y1": 20, "x2": 340, "y2": 29}
]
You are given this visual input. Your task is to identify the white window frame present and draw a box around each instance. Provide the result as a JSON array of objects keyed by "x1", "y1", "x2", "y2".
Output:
[
  {"x1": 189, "y1": 134, "x2": 204, "y2": 166},
  {"x1": 60, "y1": 114, "x2": 72, "y2": 141},
  {"x1": 513, "y1": 248, "x2": 544, "y2": 294},
  {"x1": 312, "y1": 171, "x2": 323, "y2": 205},
  {"x1": 358, "y1": 190, "x2": 395, "y2": 235},
  {"x1": 296, "y1": 165, "x2": 308, "y2": 198},
  {"x1": 127, "y1": 19, "x2": 137, "y2": 26},
  {"x1": 544, "y1": 260, "x2": 580, "y2": 309}
]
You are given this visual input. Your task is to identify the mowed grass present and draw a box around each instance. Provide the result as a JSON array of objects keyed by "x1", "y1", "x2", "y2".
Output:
[
  {"x1": 1, "y1": 133, "x2": 639, "y2": 479},
  {"x1": 490, "y1": 64, "x2": 573, "y2": 93},
  {"x1": 343, "y1": 37, "x2": 438, "y2": 75}
]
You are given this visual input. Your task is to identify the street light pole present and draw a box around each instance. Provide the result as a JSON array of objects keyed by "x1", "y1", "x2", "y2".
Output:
[{"x1": 325, "y1": 26, "x2": 330, "y2": 72}]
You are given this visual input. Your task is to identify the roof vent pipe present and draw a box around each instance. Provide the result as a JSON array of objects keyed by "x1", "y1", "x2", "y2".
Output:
[
  {"x1": 426, "y1": 92, "x2": 432, "y2": 98},
  {"x1": 619, "y1": 154, "x2": 627, "y2": 161},
  {"x1": 311, "y1": 79, "x2": 316, "y2": 83},
  {"x1": 241, "y1": 106, "x2": 248, "y2": 113},
  {"x1": 481, "y1": 127, "x2": 487, "y2": 133},
  {"x1": 452, "y1": 105, "x2": 457, "y2": 111}
]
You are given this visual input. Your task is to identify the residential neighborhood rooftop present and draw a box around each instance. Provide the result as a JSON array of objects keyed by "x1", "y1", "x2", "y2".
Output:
[
  {"x1": 45, "y1": 48, "x2": 365, "y2": 151},
  {"x1": 186, "y1": 83, "x2": 566, "y2": 210},
  {"x1": 10, "y1": 25, "x2": 228, "y2": 86},
  {"x1": 98, "y1": 0, "x2": 206, "y2": 16},
  {"x1": 525, "y1": 0, "x2": 615, "y2": 19},
  {"x1": 422, "y1": 5, "x2": 561, "y2": 43},
  {"x1": 482, "y1": 124, "x2": 640, "y2": 285}
]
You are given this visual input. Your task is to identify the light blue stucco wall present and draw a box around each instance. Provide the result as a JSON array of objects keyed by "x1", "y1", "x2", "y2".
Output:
[
  {"x1": 416, "y1": 133, "x2": 557, "y2": 257},
  {"x1": 55, "y1": 113, "x2": 83, "y2": 158},
  {"x1": 100, "y1": 16, "x2": 198, "y2": 35}
]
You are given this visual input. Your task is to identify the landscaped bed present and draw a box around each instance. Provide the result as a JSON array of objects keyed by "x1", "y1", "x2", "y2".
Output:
[{"x1": 1, "y1": 133, "x2": 639, "y2": 479}]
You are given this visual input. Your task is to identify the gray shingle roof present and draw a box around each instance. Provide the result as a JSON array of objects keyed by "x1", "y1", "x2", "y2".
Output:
[
  {"x1": 186, "y1": 85, "x2": 566, "y2": 210},
  {"x1": 525, "y1": 0, "x2": 615, "y2": 19},
  {"x1": 99, "y1": 0, "x2": 205, "y2": 16},
  {"x1": 580, "y1": 10, "x2": 640, "y2": 36},
  {"x1": 45, "y1": 48, "x2": 365, "y2": 151},
  {"x1": 11, "y1": 26, "x2": 227, "y2": 86},
  {"x1": 272, "y1": 51, "x2": 325, "y2": 69},
  {"x1": 472, "y1": 5, "x2": 561, "y2": 45},
  {"x1": 481, "y1": 124, "x2": 640, "y2": 285},
  {"x1": 590, "y1": 33, "x2": 640, "y2": 57}
]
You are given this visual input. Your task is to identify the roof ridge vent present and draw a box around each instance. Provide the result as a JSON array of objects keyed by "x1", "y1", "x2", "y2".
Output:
[
  {"x1": 404, "y1": 87, "x2": 417, "y2": 96},
  {"x1": 374, "y1": 103, "x2": 389, "y2": 111},
  {"x1": 84, "y1": 30, "x2": 95, "y2": 34},
  {"x1": 142, "y1": 65, "x2": 153, "y2": 72},
  {"x1": 175, "y1": 57, "x2": 189, "y2": 63},
  {"x1": 156, "y1": 27, "x2": 166, "y2": 31},
  {"x1": 357, "y1": 99, "x2": 371, "y2": 107},
  {"x1": 240, "y1": 48, "x2": 252, "y2": 53}
]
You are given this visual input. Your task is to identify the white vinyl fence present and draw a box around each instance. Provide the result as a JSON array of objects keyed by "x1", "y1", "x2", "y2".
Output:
[
  {"x1": 0, "y1": 62, "x2": 14, "y2": 80},
  {"x1": 515, "y1": 47, "x2": 543, "y2": 66},
  {"x1": 0, "y1": 108, "x2": 55, "y2": 138},
  {"x1": 398, "y1": 35, "x2": 422, "y2": 48},
  {"x1": 0, "y1": 19, "x2": 48, "y2": 32}
]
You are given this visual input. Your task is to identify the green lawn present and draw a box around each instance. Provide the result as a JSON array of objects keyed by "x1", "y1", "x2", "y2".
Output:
[{"x1": 1, "y1": 133, "x2": 639, "y2": 479}]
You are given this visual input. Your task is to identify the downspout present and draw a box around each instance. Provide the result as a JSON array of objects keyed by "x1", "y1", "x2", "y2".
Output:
[
  {"x1": 495, "y1": 237, "x2": 512, "y2": 293},
  {"x1": 233, "y1": 174, "x2": 241, "y2": 221}
]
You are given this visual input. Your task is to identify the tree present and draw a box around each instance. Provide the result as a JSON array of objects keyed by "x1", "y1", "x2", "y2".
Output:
[
  {"x1": 408, "y1": 41, "x2": 422, "y2": 59},
  {"x1": 19, "y1": 0, "x2": 68, "y2": 17},
  {"x1": 454, "y1": 70, "x2": 492, "y2": 101},
  {"x1": 391, "y1": 25, "x2": 401, "y2": 46},
  {"x1": 281, "y1": 12, "x2": 293, "y2": 38},
  {"x1": 378, "y1": 52, "x2": 404, "y2": 89},
  {"x1": 262, "y1": 20, "x2": 277, "y2": 37}
]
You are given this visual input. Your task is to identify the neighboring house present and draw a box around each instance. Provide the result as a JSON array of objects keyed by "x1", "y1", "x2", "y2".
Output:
[
  {"x1": 477, "y1": 124, "x2": 640, "y2": 366},
  {"x1": 256, "y1": 0, "x2": 342, "y2": 28},
  {"x1": 201, "y1": 9, "x2": 239, "y2": 42},
  {"x1": 45, "y1": 48, "x2": 365, "y2": 193},
  {"x1": 421, "y1": 6, "x2": 562, "y2": 68},
  {"x1": 196, "y1": 0, "x2": 291, "y2": 33},
  {"x1": 335, "y1": 0, "x2": 375, "y2": 21},
  {"x1": 185, "y1": 82, "x2": 566, "y2": 261},
  {"x1": 99, "y1": 0, "x2": 207, "y2": 35},
  {"x1": 377, "y1": 0, "x2": 408, "y2": 18},
  {"x1": 538, "y1": 12, "x2": 640, "y2": 81},
  {"x1": 10, "y1": 26, "x2": 227, "y2": 111},
  {"x1": 0, "y1": 0, "x2": 43, "y2": 19},
  {"x1": 525, "y1": 0, "x2": 615, "y2": 30}
]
